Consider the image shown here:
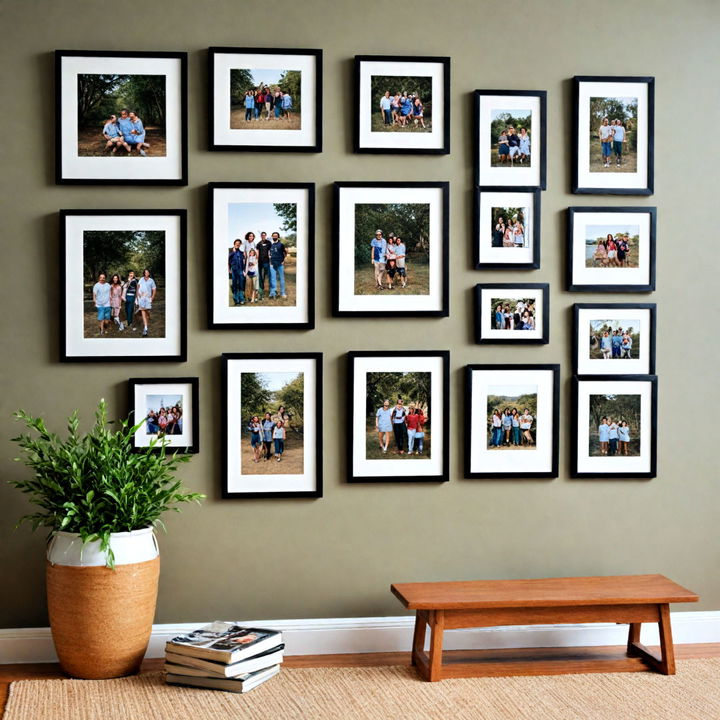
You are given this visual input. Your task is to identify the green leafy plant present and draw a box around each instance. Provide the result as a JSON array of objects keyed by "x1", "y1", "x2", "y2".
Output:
[{"x1": 9, "y1": 399, "x2": 203, "y2": 568}]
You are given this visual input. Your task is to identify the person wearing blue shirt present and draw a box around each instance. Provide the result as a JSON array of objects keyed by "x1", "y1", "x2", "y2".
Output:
[
  {"x1": 228, "y1": 239, "x2": 246, "y2": 305},
  {"x1": 611, "y1": 331, "x2": 623, "y2": 358},
  {"x1": 379, "y1": 91, "x2": 392, "y2": 125},
  {"x1": 598, "y1": 417, "x2": 609, "y2": 455},
  {"x1": 607, "y1": 418, "x2": 619, "y2": 456},
  {"x1": 494, "y1": 305, "x2": 504, "y2": 330},
  {"x1": 92, "y1": 273, "x2": 111, "y2": 336},
  {"x1": 375, "y1": 400, "x2": 393, "y2": 453},
  {"x1": 612, "y1": 120, "x2": 626, "y2": 167},
  {"x1": 268, "y1": 232, "x2": 288, "y2": 298},
  {"x1": 244, "y1": 91, "x2": 255, "y2": 122},
  {"x1": 600, "y1": 332, "x2": 612, "y2": 359},
  {"x1": 102, "y1": 114, "x2": 130, "y2": 154},
  {"x1": 282, "y1": 92, "x2": 293, "y2": 121},
  {"x1": 370, "y1": 230, "x2": 387, "y2": 290},
  {"x1": 127, "y1": 111, "x2": 147, "y2": 156},
  {"x1": 399, "y1": 94, "x2": 413, "y2": 125},
  {"x1": 261, "y1": 412, "x2": 275, "y2": 461},
  {"x1": 501, "y1": 408, "x2": 513, "y2": 445},
  {"x1": 117, "y1": 109, "x2": 135, "y2": 148}
]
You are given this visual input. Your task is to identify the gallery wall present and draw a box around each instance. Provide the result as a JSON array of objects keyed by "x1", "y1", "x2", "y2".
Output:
[{"x1": 0, "y1": 0, "x2": 718, "y2": 628}]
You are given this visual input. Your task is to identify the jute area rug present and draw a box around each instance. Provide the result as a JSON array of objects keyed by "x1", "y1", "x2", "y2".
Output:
[{"x1": 5, "y1": 660, "x2": 720, "y2": 720}]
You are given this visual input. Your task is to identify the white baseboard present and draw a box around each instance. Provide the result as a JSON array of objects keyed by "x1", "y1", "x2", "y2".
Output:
[{"x1": 1, "y1": 611, "x2": 719, "y2": 664}]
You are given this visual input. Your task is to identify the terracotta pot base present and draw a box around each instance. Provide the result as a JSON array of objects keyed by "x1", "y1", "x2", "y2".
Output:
[{"x1": 46, "y1": 557, "x2": 160, "y2": 679}]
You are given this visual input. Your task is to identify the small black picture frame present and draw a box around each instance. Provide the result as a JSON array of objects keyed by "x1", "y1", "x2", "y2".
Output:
[
  {"x1": 474, "y1": 283, "x2": 550, "y2": 344},
  {"x1": 208, "y1": 47, "x2": 322, "y2": 153},
  {"x1": 571, "y1": 375, "x2": 658, "y2": 479},
  {"x1": 464, "y1": 364, "x2": 560, "y2": 479},
  {"x1": 347, "y1": 350, "x2": 450, "y2": 483},
  {"x1": 128, "y1": 377, "x2": 199, "y2": 454},
  {"x1": 567, "y1": 206, "x2": 656, "y2": 293},
  {"x1": 55, "y1": 50, "x2": 188, "y2": 185},
  {"x1": 474, "y1": 89, "x2": 547, "y2": 189},
  {"x1": 572, "y1": 75, "x2": 654, "y2": 195},
  {"x1": 573, "y1": 303, "x2": 656, "y2": 376},
  {"x1": 222, "y1": 352, "x2": 323, "y2": 499},
  {"x1": 353, "y1": 55, "x2": 451, "y2": 155},
  {"x1": 474, "y1": 186, "x2": 541, "y2": 270}
]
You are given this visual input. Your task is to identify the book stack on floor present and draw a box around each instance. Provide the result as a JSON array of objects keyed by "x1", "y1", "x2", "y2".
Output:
[{"x1": 165, "y1": 621, "x2": 284, "y2": 694}]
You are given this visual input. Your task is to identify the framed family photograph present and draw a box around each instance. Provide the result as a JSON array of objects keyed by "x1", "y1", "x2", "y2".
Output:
[
  {"x1": 60, "y1": 210, "x2": 187, "y2": 362},
  {"x1": 572, "y1": 375, "x2": 657, "y2": 479},
  {"x1": 465, "y1": 364, "x2": 560, "y2": 479},
  {"x1": 474, "y1": 90, "x2": 547, "y2": 189},
  {"x1": 128, "y1": 377, "x2": 199, "y2": 454},
  {"x1": 55, "y1": 50, "x2": 188, "y2": 185},
  {"x1": 354, "y1": 55, "x2": 450, "y2": 154},
  {"x1": 222, "y1": 353, "x2": 322, "y2": 499},
  {"x1": 567, "y1": 206, "x2": 656, "y2": 292},
  {"x1": 474, "y1": 283, "x2": 549, "y2": 344},
  {"x1": 209, "y1": 47, "x2": 322, "y2": 152},
  {"x1": 347, "y1": 351, "x2": 449, "y2": 483},
  {"x1": 572, "y1": 76, "x2": 654, "y2": 195},
  {"x1": 573, "y1": 303, "x2": 656, "y2": 376},
  {"x1": 208, "y1": 183, "x2": 315, "y2": 330},
  {"x1": 333, "y1": 181, "x2": 449, "y2": 317},
  {"x1": 474, "y1": 187, "x2": 541, "y2": 269}
]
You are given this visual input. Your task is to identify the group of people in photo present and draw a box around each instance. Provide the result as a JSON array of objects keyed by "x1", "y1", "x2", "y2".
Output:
[
  {"x1": 597, "y1": 118, "x2": 628, "y2": 168},
  {"x1": 145, "y1": 406, "x2": 183, "y2": 436},
  {"x1": 493, "y1": 300, "x2": 536, "y2": 331},
  {"x1": 246, "y1": 406, "x2": 290, "y2": 463},
  {"x1": 101, "y1": 109, "x2": 150, "y2": 155},
  {"x1": 378, "y1": 91, "x2": 426, "y2": 128},
  {"x1": 594, "y1": 328, "x2": 634, "y2": 359},
  {"x1": 375, "y1": 398, "x2": 427, "y2": 455},
  {"x1": 596, "y1": 417, "x2": 632, "y2": 455},
  {"x1": 489, "y1": 408, "x2": 535, "y2": 447},
  {"x1": 370, "y1": 230, "x2": 408, "y2": 290},
  {"x1": 92, "y1": 269, "x2": 156, "y2": 337},
  {"x1": 492, "y1": 214, "x2": 526, "y2": 248},
  {"x1": 497, "y1": 126, "x2": 531, "y2": 165},
  {"x1": 229, "y1": 231, "x2": 288, "y2": 305},
  {"x1": 242, "y1": 89, "x2": 293, "y2": 121},
  {"x1": 591, "y1": 233, "x2": 631, "y2": 267}
]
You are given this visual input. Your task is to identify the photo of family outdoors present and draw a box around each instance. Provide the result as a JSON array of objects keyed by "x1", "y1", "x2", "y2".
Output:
[
  {"x1": 355, "y1": 203, "x2": 430, "y2": 295},
  {"x1": 487, "y1": 386, "x2": 537, "y2": 449},
  {"x1": 144, "y1": 393, "x2": 184, "y2": 436},
  {"x1": 589, "y1": 393, "x2": 641, "y2": 457},
  {"x1": 83, "y1": 230, "x2": 165, "y2": 339},
  {"x1": 366, "y1": 372, "x2": 431, "y2": 460},
  {"x1": 240, "y1": 371, "x2": 304, "y2": 474},
  {"x1": 227, "y1": 202, "x2": 296, "y2": 307},
  {"x1": 491, "y1": 109, "x2": 532, "y2": 167},
  {"x1": 491, "y1": 296, "x2": 537, "y2": 331},
  {"x1": 589, "y1": 319, "x2": 640, "y2": 361},
  {"x1": 585, "y1": 224, "x2": 639, "y2": 268},
  {"x1": 372, "y1": 75, "x2": 431, "y2": 133},
  {"x1": 230, "y1": 68, "x2": 300, "y2": 130},
  {"x1": 491, "y1": 206, "x2": 530, "y2": 248},
  {"x1": 589, "y1": 96, "x2": 637, "y2": 172},
  {"x1": 77, "y1": 74, "x2": 166, "y2": 157}
]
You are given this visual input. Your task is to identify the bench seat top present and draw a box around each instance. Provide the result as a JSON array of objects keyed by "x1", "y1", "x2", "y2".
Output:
[{"x1": 391, "y1": 574, "x2": 699, "y2": 610}]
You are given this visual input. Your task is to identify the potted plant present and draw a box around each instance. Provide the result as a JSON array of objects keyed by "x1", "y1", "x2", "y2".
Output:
[{"x1": 9, "y1": 399, "x2": 203, "y2": 679}]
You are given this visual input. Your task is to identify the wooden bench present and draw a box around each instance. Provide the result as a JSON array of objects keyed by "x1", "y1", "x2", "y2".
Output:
[{"x1": 391, "y1": 574, "x2": 698, "y2": 681}]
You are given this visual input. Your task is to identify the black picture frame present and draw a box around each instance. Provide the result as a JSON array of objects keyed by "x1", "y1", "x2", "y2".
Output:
[
  {"x1": 567, "y1": 206, "x2": 657, "y2": 292},
  {"x1": 208, "y1": 47, "x2": 323, "y2": 153},
  {"x1": 572, "y1": 75, "x2": 654, "y2": 195},
  {"x1": 347, "y1": 350, "x2": 450, "y2": 483},
  {"x1": 332, "y1": 181, "x2": 450, "y2": 318},
  {"x1": 207, "y1": 182, "x2": 316, "y2": 330},
  {"x1": 55, "y1": 50, "x2": 188, "y2": 186},
  {"x1": 353, "y1": 55, "x2": 451, "y2": 155},
  {"x1": 474, "y1": 283, "x2": 550, "y2": 344},
  {"x1": 571, "y1": 375, "x2": 658, "y2": 479},
  {"x1": 128, "y1": 377, "x2": 200, "y2": 454},
  {"x1": 473, "y1": 89, "x2": 547, "y2": 189},
  {"x1": 464, "y1": 364, "x2": 560, "y2": 479},
  {"x1": 573, "y1": 303, "x2": 657, "y2": 376},
  {"x1": 474, "y1": 186, "x2": 541, "y2": 270},
  {"x1": 59, "y1": 209, "x2": 187, "y2": 363},
  {"x1": 221, "y1": 352, "x2": 323, "y2": 499}
]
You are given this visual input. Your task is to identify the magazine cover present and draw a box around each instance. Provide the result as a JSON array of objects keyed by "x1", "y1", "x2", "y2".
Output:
[{"x1": 168, "y1": 622, "x2": 278, "y2": 652}]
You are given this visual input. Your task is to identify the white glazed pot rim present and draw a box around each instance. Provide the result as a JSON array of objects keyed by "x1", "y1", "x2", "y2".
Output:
[
  {"x1": 52, "y1": 527, "x2": 155, "y2": 539},
  {"x1": 47, "y1": 527, "x2": 159, "y2": 567}
]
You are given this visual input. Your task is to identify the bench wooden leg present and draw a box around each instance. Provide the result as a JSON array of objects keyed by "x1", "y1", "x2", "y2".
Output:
[
  {"x1": 627, "y1": 622, "x2": 642, "y2": 654},
  {"x1": 428, "y1": 610, "x2": 445, "y2": 682},
  {"x1": 411, "y1": 610, "x2": 427, "y2": 667},
  {"x1": 658, "y1": 603, "x2": 676, "y2": 675}
]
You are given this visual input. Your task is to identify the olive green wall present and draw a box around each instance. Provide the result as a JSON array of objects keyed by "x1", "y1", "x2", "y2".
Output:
[{"x1": 1, "y1": 0, "x2": 718, "y2": 628}]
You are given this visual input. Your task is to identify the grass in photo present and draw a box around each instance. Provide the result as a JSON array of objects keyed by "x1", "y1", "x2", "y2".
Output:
[
  {"x1": 144, "y1": 393, "x2": 183, "y2": 437},
  {"x1": 240, "y1": 371, "x2": 304, "y2": 474},
  {"x1": 371, "y1": 75, "x2": 432, "y2": 133},
  {"x1": 230, "y1": 68, "x2": 300, "y2": 130},
  {"x1": 585, "y1": 224, "x2": 639, "y2": 268},
  {"x1": 490, "y1": 297, "x2": 537, "y2": 331},
  {"x1": 589, "y1": 393, "x2": 641, "y2": 457},
  {"x1": 491, "y1": 206, "x2": 529, "y2": 248},
  {"x1": 589, "y1": 96, "x2": 638, "y2": 172},
  {"x1": 77, "y1": 74, "x2": 166, "y2": 157},
  {"x1": 366, "y1": 371, "x2": 431, "y2": 460},
  {"x1": 589, "y1": 319, "x2": 640, "y2": 361},
  {"x1": 487, "y1": 385, "x2": 537, "y2": 449},
  {"x1": 490, "y1": 109, "x2": 532, "y2": 167},
  {"x1": 83, "y1": 230, "x2": 165, "y2": 339},
  {"x1": 354, "y1": 203, "x2": 430, "y2": 296}
]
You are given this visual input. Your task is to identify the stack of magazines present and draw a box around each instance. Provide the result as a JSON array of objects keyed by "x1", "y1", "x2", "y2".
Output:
[{"x1": 165, "y1": 621, "x2": 284, "y2": 693}]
